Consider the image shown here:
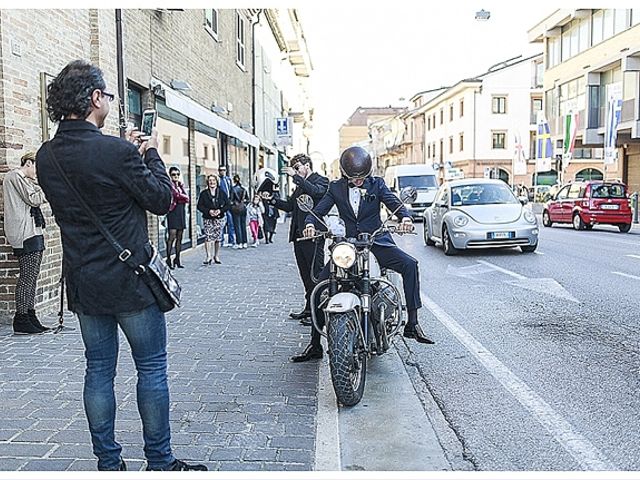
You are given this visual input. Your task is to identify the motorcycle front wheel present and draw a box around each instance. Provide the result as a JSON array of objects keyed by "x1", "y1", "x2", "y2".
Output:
[{"x1": 327, "y1": 311, "x2": 367, "y2": 406}]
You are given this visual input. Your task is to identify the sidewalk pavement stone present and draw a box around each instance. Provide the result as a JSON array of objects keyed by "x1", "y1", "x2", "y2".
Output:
[{"x1": 0, "y1": 225, "x2": 319, "y2": 471}]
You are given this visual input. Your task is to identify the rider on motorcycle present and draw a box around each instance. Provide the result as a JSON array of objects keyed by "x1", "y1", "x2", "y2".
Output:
[{"x1": 291, "y1": 146, "x2": 434, "y2": 363}]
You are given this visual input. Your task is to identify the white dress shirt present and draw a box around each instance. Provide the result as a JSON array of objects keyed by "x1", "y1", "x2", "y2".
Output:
[{"x1": 349, "y1": 186, "x2": 361, "y2": 217}]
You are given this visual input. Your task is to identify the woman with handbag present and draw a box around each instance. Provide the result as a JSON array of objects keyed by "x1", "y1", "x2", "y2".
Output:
[
  {"x1": 230, "y1": 174, "x2": 248, "y2": 249},
  {"x1": 196, "y1": 174, "x2": 229, "y2": 264},
  {"x1": 165, "y1": 166, "x2": 189, "y2": 269}
]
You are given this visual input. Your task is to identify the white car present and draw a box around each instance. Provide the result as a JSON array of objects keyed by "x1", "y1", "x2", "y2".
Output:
[{"x1": 422, "y1": 179, "x2": 539, "y2": 255}]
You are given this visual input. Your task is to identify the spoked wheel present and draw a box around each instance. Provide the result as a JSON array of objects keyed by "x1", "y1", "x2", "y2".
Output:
[{"x1": 327, "y1": 311, "x2": 367, "y2": 406}]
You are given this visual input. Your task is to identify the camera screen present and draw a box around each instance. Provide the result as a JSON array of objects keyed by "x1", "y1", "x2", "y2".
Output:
[{"x1": 142, "y1": 113, "x2": 155, "y2": 135}]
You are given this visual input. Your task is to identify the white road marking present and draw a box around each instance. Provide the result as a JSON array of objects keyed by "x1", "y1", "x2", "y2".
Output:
[
  {"x1": 533, "y1": 251, "x2": 544, "y2": 255},
  {"x1": 624, "y1": 254, "x2": 640, "y2": 260},
  {"x1": 477, "y1": 260, "x2": 527, "y2": 280},
  {"x1": 612, "y1": 271, "x2": 640, "y2": 281},
  {"x1": 421, "y1": 292, "x2": 615, "y2": 471},
  {"x1": 314, "y1": 346, "x2": 341, "y2": 471}
]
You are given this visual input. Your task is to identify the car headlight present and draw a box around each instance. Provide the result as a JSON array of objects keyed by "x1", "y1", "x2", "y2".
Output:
[
  {"x1": 332, "y1": 242, "x2": 357, "y2": 269},
  {"x1": 453, "y1": 215, "x2": 469, "y2": 227},
  {"x1": 523, "y1": 211, "x2": 537, "y2": 224}
]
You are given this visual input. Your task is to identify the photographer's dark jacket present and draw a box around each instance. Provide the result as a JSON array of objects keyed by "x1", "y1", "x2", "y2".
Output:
[
  {"x1": 305, "y1": 176, "x2": 410, "y2": 247},
  {"x1": 36, "y1": 120, "x2": 172, "y2": 315},
  {"x1": 197, "y1": 187, "x2": 229, "y2": 220},
  {"x1": 271, "y1": 172, "x2": 329, "y2": 242}
]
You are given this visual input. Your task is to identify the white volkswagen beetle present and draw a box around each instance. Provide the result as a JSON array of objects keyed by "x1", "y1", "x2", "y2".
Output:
[{"x1": 422, "y1": 179, "x2": 539, "y2": 255}]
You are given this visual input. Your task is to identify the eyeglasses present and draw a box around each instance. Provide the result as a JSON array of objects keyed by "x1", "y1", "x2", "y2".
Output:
[
  {"x1": 171, "y1": 173, "x2": 181, "y2": 177},
  {"x1": 101, "y1": 91, "x2": 115, "y2": 102}
]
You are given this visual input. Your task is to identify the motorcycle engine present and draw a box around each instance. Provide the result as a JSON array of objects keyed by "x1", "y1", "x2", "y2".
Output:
[{"x1": 371, "y1": 284, "x2": 398, "y2": 325}]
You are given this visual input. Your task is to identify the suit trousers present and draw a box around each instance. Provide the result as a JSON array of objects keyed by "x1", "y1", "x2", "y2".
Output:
[
  {"x1": 310, "y1": 244, "x2": 421, "y2": 348},
  {"x1": 293, "y1": 238, "x2": 325, "y2": 312}
]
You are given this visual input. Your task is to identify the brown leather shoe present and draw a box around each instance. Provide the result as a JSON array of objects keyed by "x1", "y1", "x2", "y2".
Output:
[
  {"x1": 403, "y1": 324, "x2": 435, "y2": 344},
  {"x1": 290, "y1": 344, "x2": 323, "y2": 362}
]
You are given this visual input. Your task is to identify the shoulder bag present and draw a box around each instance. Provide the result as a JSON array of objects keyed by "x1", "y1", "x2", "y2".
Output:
[{"x1": 45, "y1": 143, "x2": 180, "y2": 312}]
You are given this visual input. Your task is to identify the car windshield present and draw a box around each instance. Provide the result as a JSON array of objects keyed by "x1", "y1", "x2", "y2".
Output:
[
  {"x1": 398, "y1": 175, "x2": 437, "y2": 190},
  {"x1": 591, "y1": 184, "x2": 626, "y2": 198},
  {"x1": 452, "y1": 183, "x2": 519, "y2": 206}
]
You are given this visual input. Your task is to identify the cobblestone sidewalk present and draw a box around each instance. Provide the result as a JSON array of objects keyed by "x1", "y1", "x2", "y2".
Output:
[{"x1": 0, "y1": 226, "x2": 319, "y2": 471}]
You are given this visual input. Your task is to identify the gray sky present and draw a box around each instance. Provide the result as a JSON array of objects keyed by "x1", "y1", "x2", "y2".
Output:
[{"x1": 299, "y1": 2, "x2": 548, "y2": 167}]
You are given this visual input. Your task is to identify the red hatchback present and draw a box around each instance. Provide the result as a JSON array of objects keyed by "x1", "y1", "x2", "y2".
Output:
[{"x1": 542, "y1": 181, "x2": 633, "y2": 233}]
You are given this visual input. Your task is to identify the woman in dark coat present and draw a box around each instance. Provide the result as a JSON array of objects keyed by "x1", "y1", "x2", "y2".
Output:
[
  {"x1": 262, "y1": 193, "x2": 279, "y2": 243},
  {"x1": 197, "y1": 174, "x2": 229, "y2": 264},
  {"x1": 165, "y1": 166, "x2": 189, "y2": 268}
]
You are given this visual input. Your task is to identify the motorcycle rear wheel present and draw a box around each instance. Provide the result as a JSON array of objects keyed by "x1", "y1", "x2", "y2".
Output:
[{"x1": 327, "y1": 311, "x2": 367, "y2": 406}]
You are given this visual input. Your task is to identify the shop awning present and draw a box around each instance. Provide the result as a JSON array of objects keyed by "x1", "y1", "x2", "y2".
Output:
[{"x1": 158, "y1": 79, "x2": 260, "y2": 148}]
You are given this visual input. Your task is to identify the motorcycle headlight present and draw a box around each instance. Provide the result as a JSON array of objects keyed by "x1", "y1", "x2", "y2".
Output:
[
  {"x1": 523, "y1": 211, "x2": 537, "y2": 224},
  {"x1": 332, "y1": 242, "x2": 357, "y2": 269},
  {"x1": 453, "y1": 214, "x2": 469, "y2": 227}
]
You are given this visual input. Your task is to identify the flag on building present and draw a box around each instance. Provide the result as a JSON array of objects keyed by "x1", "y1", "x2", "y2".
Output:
[
  {"x1": 513, "y1": 131, "x2": 527, "y2": 176},
  {"x1": 562, "y1": 110, "x2": 578, "y2": 169},
  {"x1": 536, "y1": 111, "x2": 553, "y2": 172},
  {"x1": 604, "y1": 84, "x2": 622, "y2": 165}
]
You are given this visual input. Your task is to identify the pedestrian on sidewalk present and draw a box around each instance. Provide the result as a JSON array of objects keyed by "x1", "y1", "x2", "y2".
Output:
[
  {"x1": 2, "y1": 151, "x2": 52, "y2": 334},
  {"x1": 218, "y1": 165, "x2": 235, "y2": 247},
  {"x1": 262, "y1": 191, "x2": 279, "y2": 244},
  {"x1": 230, "y1": 174, "x2": 249, "y2": 249},
  {"x1": 197, "y1": 174, "x2": 229, "y2": 264},
  {"x1": 36, "y1": 59, "x2": 206, "y2": 472},
  {"x1": 165, "y1": 166, "x2": 189, "y2": 269},
  {"x1": 262, "y1": 153, "x2": 328, "y2": 323},
  {"x1": 247, "y1": 194, "x2": 265, "y2": 247}
]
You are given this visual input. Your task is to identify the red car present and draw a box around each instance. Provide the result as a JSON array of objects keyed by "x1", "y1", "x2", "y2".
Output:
[{"x1": 542, "y1": 181, "x2": 632, "y2": 233}]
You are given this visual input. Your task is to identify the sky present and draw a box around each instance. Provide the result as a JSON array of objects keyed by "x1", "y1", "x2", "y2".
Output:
[{"x1": 298, "y1": 1, "x2": 550, "y2": 169}]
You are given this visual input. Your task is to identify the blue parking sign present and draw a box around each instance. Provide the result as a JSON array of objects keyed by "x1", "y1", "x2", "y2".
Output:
[{"x1": 276, "y1": 117, "x2": 289, "y2": 136}]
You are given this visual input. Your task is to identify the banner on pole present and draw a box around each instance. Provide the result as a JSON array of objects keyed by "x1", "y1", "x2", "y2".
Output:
[
  {"x1": 604, "y1": 83, "x2": 622, "y2": 165},
  {"x1": 562, "y1": 110, "x2": 578, "y2": 169},
  {"x1": 535, "y1": 111, "x2": 553, "y2": 173},
  {"x1": 513, "y1": 131, "x2": 527, "y2": 176}
]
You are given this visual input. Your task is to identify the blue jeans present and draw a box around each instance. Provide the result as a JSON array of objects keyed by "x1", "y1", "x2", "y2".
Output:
[
  {"x1": 224, "y1": 210, "x2": 235, "y2": 244},
  {"x1": 77, "y1": 304, "x2": 176, "y2": 471}
]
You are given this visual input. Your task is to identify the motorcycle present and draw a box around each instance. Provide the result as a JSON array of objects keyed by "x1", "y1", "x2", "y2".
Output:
[{"x1": 296, "y1": 187, "x2": 417, "y2": 406}]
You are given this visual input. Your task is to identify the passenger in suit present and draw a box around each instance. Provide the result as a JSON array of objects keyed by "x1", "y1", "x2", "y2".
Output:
[{"x1": 291, "y1": 146, "x2": 434, "y2": 362}]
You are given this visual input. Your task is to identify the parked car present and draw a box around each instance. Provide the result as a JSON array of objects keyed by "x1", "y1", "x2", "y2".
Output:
[
  {"x1": 422, "y1": 179, "x2": 539, "y2": 255},
  {"x1": 542, "y1": 181, "x2": 632, "y2": 233}
]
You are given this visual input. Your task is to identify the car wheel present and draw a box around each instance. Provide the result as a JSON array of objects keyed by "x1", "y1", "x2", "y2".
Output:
[
  {"x1": 423, "y1": 223, "x2": 435, "y2": 246},
  {"x1": 618, "y1": 223, "x2": 632, "y2": 233},
  {"x1": 442, "y1": 225, "x2": 458, "y2": 256},
  {"x1": 542, "y1": 210, "x2": 553, "y2": 227},
  {"x1": 572, "y1": 213, "x2": 585, "y2": 231},
  {"x1": 521, "y1": 243, "x2": 538, "y2": 253}
]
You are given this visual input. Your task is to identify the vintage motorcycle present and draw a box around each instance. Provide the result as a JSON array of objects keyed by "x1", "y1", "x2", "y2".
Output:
[{"x1": 297, "y1": 187, "x2": 417, "y2": 406}]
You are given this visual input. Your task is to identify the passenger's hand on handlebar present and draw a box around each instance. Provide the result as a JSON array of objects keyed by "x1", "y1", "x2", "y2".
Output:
[
  {"x1": 396, "y1": 219, "x2": 415, "y2": 234},
  {"x1": 303, "y1": 224, "x2": 316, "y2": 238}
]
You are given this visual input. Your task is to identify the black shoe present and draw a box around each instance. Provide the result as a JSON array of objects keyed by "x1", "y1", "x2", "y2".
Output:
[
  {"x1": 174, "y1": 257, "x2": 184, "y2": 268},
  {"x1": 27, "y1": 309, "x2": 51, "y2": 332},
  {"x1": 289, "y1": 310, "x2": 311, "y2": 320},
  {"x1": 202, "y1": 259, "x2": 212, "y2": 265},
  {"x1": 290, "y1": 344, "x2": 323, "y2": 362},
  {"x1": 146, "y1": 459, "x2": 208, "y2": 471},
  {"x1": 13, "y1": 313, "x2": 43, "y2": 335},
  {"x1": 403, "y1": 324, "x2": 435, "y2": 344},
  {"x1": 299, "y1": 317, "x2": 312, "y2": 327},
  {"x1": 166, "y1": 257, "x2": 174, "y2": 269}
]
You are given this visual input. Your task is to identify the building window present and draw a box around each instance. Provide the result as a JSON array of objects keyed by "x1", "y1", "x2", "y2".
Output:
[
  {"x1": 492, "y1": 132, "x2": 507, "y2": 149},
  {"x1": 236, "y1": 13, "x2": 246, "y2": 68},
  {"x1": 427, "y1": 144, "x2": 431, "y2": 158},
  {"x1": 432, "y1": 142, "x2": 436, "y2": 159},
  {"x1": 533, "y1": 60, "x2": 544, "y2": 88},
  {"x1": 449, "y1": 104, "x2": 454, "y2": 122},
  {"x1": 203, "y1": 144, "x2": 209, "y2": 160},
  {"x1": 427, "y1": 116, "x2": 431, "y2": 130},
  {"x1": 459, "y1": 133, "x2": 464, "y2": 151},
  {"x1": 449, "y1": 136, "x2": 453, "y2": 154},
  {"x1": 162, "y1": 136, "x2": 171, "y2": 155},
  {"x1": 439, "y1": 108, "x2": 443, "y2": 125},
  {"x1": 205, "y1": 9, "x2": 219, "y2": 40},
  {"x1": 127, "y1": 84, "x2": 143, "y2": 130},
  {"x1": 439, "y1": 139, "x2": 443, "y2": 161},
  {"x1": 492, "y1": 96, "x2": 507, "y2": 114},
  {"x1": 547, "y1": 36, "x2": 561, "y2": 68},
  {"x1": 182, "y1": 139, "x2": 189, "y2": 157},
  {"x1": 459, "y1": 99, "x2": 464, "y2": 117},
  {"x1": 531, "y1": 98, "x2": 543, "y2": 124}
]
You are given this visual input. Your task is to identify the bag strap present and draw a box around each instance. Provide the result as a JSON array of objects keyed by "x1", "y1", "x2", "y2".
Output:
[{"x1": 45, "y1": 142, "x2": 143, "y2": 273}]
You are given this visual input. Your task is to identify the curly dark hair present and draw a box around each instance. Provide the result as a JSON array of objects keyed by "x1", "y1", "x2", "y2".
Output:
[
  {"x1": 291, "y1": 153, "x2": 312, "y2": 170},
  {"x1": 46, "y1": 60, "x2": 106, "y2": 123},
  {"x1": 169, "y1": 166, "x2": 181, "y2": 174}
]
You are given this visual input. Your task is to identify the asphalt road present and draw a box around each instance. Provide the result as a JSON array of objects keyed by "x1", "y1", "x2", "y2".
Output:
[{"x1": 395, "y1": 220, "x2": 640, "y2": 471}]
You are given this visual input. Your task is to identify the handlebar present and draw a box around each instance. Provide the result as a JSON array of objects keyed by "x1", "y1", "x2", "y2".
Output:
[{"x1": 296, "y1": 224, "x2": 416, "y2": 242}]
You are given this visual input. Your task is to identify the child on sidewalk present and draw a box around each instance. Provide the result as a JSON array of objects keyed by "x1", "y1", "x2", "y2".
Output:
[{"x1": 247, "y1": 194, "x2": 265, "y2": 247}]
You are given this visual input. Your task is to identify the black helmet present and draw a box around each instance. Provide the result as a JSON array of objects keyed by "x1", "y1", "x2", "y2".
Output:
[{"x1": 339, "y1": 146, "x2": 372, "y2": 180}]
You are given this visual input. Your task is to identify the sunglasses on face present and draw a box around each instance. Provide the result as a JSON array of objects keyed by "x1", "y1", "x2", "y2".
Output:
[
  {"x1": 171, "y1": 173, "x2": 180, "y2": 177},
  {"x1": 100, "y1": 90, "x2": 115, "y2": 102}
]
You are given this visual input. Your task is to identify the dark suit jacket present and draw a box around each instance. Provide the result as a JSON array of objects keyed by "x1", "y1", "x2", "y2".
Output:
[
  {"x1": 272, "y1": 172, "x2": 329, "y2": 242},
  {"x1": 305, "y1": 176, "x2": 410, "y2": 247},
  {"x1": 36, "y1": 120, "x2": 172, "y2": 315},
  {"x1": 197, "y1": 188, "x2": 229, "y2": 220}
]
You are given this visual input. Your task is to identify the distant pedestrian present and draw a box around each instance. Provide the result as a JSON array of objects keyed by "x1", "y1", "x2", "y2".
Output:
[
  {"x1": 230, "y1": 174, "x2": 249, "y2": 249},
  {"x1": 197, "y1": 174, "x2": 229, "y2": 264},
  {"x1": 2, "y1": 151, "x2": 51, "y2": 335},
  {"x1": 218, "y1": 165, "x2": 235, "y2": 247},
  {"x1": 247, "y1": 194, "x2": 265, "y2": 247},
  {"x1": 165, "y1": 166, "x2": 189, "y2": 269},
  {"x1": 36, "y1": 59, "x2": 207, "y2": 471}
]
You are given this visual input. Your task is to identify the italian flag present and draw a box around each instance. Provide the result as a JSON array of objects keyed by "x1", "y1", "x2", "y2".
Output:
[{"x1": 563, "y1": 111, "x2": 578, "y2": 163}]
